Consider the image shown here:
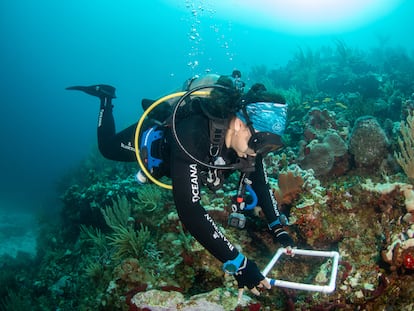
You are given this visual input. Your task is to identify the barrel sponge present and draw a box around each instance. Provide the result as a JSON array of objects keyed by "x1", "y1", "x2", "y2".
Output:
[{"x1": 349, "y1": 116, "x2": 389, "y2": 167}]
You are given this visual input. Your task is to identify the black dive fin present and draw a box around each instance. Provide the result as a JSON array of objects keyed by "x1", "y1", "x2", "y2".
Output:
[{"x1": 66, "y1": 84, "x2": 116, "y2": 99}]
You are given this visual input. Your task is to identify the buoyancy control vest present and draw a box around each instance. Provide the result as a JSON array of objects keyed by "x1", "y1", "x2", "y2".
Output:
[{"x1": 135, "y1": 74, "x2": 246, "y2": 190}]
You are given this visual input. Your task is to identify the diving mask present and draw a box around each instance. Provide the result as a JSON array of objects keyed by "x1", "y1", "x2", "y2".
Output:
[{"x1": 248, "y1": 131, "x2": 283, "y2": 155}]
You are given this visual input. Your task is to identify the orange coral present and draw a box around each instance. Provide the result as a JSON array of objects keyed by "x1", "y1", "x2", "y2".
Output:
[{"x1": 274, "y1": 171, "x2": 304, "y2": 205}]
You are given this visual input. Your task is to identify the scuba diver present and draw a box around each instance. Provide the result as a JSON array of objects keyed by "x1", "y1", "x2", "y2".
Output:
[{"x1": 66, "y1": 71, "x2": 294, "y2": 297}]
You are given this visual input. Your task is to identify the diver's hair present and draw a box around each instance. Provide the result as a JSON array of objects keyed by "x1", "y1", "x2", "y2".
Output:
[
  {"x1": 243, "y1": 84, "x2": 286, "y2": 105},
  {"x1": 201, "y1": 75, "x2": 242, "y2": 120}
]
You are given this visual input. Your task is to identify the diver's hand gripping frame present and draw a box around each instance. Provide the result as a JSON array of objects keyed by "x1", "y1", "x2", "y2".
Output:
[{"x1": 262, "y1": 247, "x2": 340, "y2": 293}]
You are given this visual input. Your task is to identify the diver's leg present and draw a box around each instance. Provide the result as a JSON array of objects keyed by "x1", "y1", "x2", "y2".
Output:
[
  {"x1": 97, "y1": 96, "x2": 116, "y2": 158},
  {"x1": 66, "y1": 84, "x2": 137, "y2": 162},
  {"x1": 96, "y1": 97, "x2": 137, "y2": 162}
]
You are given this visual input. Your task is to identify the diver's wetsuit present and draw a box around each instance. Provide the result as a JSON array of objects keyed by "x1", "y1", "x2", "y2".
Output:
[
  {"x1": 96, "y1": 97, "x2": 138, "y2": 161},
  {"x1": 97, "y1": 99, "x2": 284, "y2": 264}
]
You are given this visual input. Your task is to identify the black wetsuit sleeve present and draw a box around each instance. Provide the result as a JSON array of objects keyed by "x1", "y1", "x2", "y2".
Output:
[
  {"x1": 250, "y1": 154, "x2": 282, "y2": 225},
  {"x1": 97, "y1": 105, "x2": 137, "y2": 162},
  {"x1": 168, "y1": 118, "x2": 239, "y2": 263}
]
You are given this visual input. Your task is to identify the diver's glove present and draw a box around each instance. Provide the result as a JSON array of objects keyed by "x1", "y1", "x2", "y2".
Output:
[
  {"x1": 234, "y1": 258, "x2": 266, "y2": 290},
  {"x1": 272, "y1": 225, "x2": 294, "y2": 247},
  {"x1": 223, "y1": 253, "x2": 265, "y2": 290},
  {"x1": 235, "y1": 258, "x2": 266, "y2": 291}
]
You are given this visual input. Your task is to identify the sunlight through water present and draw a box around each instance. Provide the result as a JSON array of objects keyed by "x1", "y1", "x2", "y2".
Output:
[{"x1": 170, "y1": 0, "x2": 404, "y2": 34}]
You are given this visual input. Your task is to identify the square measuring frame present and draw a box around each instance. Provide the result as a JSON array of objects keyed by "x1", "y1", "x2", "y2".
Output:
[{"x1": 262, "y1": 247, "x2": 340, "y2": 293}]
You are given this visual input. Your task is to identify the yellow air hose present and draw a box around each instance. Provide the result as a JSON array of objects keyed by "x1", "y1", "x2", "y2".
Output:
[{"x1": 134, "y1": 91, "x2": 209, "y2": 190}]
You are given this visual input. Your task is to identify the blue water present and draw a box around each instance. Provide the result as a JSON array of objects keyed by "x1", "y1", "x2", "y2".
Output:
[{"x1": 0, "y1": 0, "x2": 413, "y2": 214}]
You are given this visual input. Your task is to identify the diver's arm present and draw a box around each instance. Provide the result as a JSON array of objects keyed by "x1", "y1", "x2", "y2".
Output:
[
  {"x1": 170, "y1": 146, "x2": 273, "y2": 292},
  {"x1": 251, "y1": 155, "x2": 294, "y2": 247},
  {"x1": 170, "y1": 144, "x2": 238, "y2": 262},
  {"x1": 250, "y1": 154, "x2": 283, "y2": 222}
]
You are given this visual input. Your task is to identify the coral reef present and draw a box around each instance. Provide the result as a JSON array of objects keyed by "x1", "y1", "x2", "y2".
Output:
[{"x1": 3, "y1": 41, "x2": 414, "y2": 311}]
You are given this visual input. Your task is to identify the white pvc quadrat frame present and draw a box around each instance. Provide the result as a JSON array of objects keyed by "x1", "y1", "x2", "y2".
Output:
[{"x1": 262, "y1": 248, "x2": 340, "y2": 293}]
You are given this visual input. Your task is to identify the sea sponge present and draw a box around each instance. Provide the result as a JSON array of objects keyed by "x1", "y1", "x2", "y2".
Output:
[
  {"x1": 323, "y1": 131, "x2": 347, "y2": 157},
  {"x1": 349, "y1": 116, "x2": 389, "y2": 168},
  {"x1": 300, "y1": 141, "x2": 334, "y2": 176}
]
